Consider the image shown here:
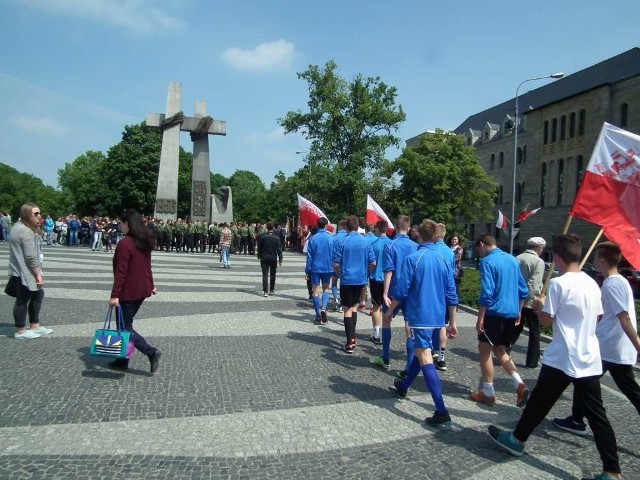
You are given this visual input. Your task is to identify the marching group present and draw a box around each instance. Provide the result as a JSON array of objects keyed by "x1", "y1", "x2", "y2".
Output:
[
  {"x1": 6, "y1": 200, "x2": 639, "y2": 479},
  {"x1": 304, "y1": 213, "x2": 638, "y2": 480}
]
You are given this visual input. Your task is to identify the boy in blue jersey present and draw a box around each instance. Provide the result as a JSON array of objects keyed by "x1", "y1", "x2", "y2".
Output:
[
  {"x1": 368, "y1": 220, "x2": 391, "y2": 343},
  {"x1": 432, "y1": 223, "x2": 456, "y2": 371},
  {"x1": 471, "y1": 233, "x2": 530, "y2": 408},
  {"x1": 330, "y1": 220, "x2": 348, "y2": 312},
  {"x1": 391, "y1": 219, "x2": 458, "y2": 426},
  {"x1": 333, "y1": 215, "x2": 376, "y2": 353},
  {"x1": 376, "y1": 215, "x2": 417, "y2": 372},
  {"x1": 305, "y1": 217, "x2": 334, "y2": 324}
]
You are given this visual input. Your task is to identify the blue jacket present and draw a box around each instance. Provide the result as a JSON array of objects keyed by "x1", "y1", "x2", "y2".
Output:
[
  {"x1": 369, "y1": 235, "x2": 391, "y2": 282},
  {"x1": 395, "y1": 243, "x2": 458, "y2": 328},
  {"x1": 43, "y1": 217, "x2": 54, "y2": 232},
  {"x1": 305, "y1": 229, "x2": 334, "y2": 274},
  {"x1": 331, "y1": 229, "x2": 348, "y2": 263},
  {"x1": 334, "y1": 232, "x2": 375, "y2": 285},
  {"x1": 382, "y1": 234, "x2": 417, "y2": 299},
  {"x1": 478, "y1": 248, "x2": 529, "y2": 318},
  {"x1": 365, "y1": 232, "x2": 377, "y2": 244},
  {"x1": 434, "y1": 240, "x2": 455, "y2": 271}
]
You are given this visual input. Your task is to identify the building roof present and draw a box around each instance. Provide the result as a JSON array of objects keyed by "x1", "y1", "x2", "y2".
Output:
[{"x1": 453, "y1": 47, "x2": 640, "y2": 134}]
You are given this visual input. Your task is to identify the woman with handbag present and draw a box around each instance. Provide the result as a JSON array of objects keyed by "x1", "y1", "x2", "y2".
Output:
[
  {"x1": 108, "y1": 209, "x2": 162, "y2": 374},
  {"x1": 9, "y1": 202, "x2": 54, "y2": 339}
]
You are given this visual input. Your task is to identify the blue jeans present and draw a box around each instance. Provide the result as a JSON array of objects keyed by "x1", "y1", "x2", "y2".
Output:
[
  {"x1": 221, "y1": 247, "x2": 230, "y2": 267},
  {"x1": 92, "y1": 231, "x2": 103, "y2": 250},
  {"x1": 46, "y1": 231, "x2": 53, "y2": 245},
  {"x1": 69, "y1": 230, "x2": 78, "y2": 246}
]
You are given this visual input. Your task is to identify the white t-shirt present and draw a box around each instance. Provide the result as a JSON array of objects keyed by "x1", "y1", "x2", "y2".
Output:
[
  {"x1": 542, "y1": 271, "x2": 603, "y2": 378},
  {"x1": 597, "y1": 274, "x2": 638, "y2": 365}
]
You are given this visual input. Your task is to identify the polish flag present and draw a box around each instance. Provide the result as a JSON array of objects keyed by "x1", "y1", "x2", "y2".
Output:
[
  {"x1": 570, "y1": 122, "x2": 640, "y2": 270},
  {"x1": 365, "y1": 194, "x2": 394, "y2": 231},
  {"x1": 496, "y1": 210, "x2": 508, "y2": 232},
  {"x1": 297, "y1": 194, "x2": 334, "y2": 232},
  {"x1": 517, "y1": 207, "x2": 541, "y2": 223}
]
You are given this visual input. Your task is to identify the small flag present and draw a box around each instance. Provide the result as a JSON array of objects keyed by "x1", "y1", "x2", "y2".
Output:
[
  {"x1": 517, "y1": 207, "x2": 541, "y2": 223},
  {"x1": 297, "y1": 194, "x2": 334, "y2": 232},
  {"x1": 496, "y1": 210, "x2": 508, "y2": 232}
]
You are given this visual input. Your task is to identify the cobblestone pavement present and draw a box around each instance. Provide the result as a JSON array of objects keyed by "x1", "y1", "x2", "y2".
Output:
[{"x1": 0, "y1": 243, "x2": 638, "y2": 479}]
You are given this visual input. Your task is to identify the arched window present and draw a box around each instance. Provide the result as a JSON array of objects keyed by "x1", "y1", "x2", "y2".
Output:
[
  {"x1": 543, "y1": 121, "x2": 549, "y2": 144},
  {"x1": 579, "y1": 109, "x2": 586, "y2": 135},
  {"x1": 552, "y1": 118, "x2": 558, "y2": 142},
  {"x1": 557, "y1": 159, "x2": 564, "y2": 206},
  {"x1": 576, "y1": 155, "x2": 585, "y2": 191},
  {"x1": 523, "y1": 146, "x2": 527, "y2": 163},
  {"x1": 621, "y1": 103, "x2": 629, "y2": 128},
  {"x1": 499, "y1": 152, "x2": 504, "y2": 168},
  {"x1": 516, "y1": 147, "x2": 523, "y2": 164},
  {"x1": 515, "y1": 183, "x2": 521, "y2": 203},
  {"x1": 498, "y1": 185, "x2": 504, "y2": 204},
  {"x1": 560, "y1": 115, "x2": 566, "y2": 140},
  {"x1": 569, "y1": 112, "x2": 576, "y2": 138},
  {"x1": 541, "y1": 163, "x2": 547, "y2": 207},
  {"x1": 490, "y1": 154, "x2": 495, "y2": 170}
]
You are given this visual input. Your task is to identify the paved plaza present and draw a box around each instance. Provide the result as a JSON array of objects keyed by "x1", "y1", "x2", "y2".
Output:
[{"x1": 0, "y1": 243, "x2": 639, "y2": 479}]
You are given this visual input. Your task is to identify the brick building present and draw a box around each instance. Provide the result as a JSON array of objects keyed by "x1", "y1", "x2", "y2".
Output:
[{"x1": 408, "y1": 48, "x2": 640, "y2": 260}]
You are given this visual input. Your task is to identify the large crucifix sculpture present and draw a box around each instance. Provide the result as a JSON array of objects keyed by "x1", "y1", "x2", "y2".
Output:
[{"x1": 146, "y1": 82, "x2": 226, "y2": 221}]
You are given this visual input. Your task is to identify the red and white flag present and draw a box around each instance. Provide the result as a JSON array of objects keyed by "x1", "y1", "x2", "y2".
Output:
[
  {"x1": 517, "y1": 206, "x2": 541, "y2": 223},
  {"x1": 297, "y1": 194, "x2": 334, "y2": 232},
  {"x1": 496, "y1": 210, "x2": 508, "y2": 232},
  {"x1": 365, "y1": 194, "x2": 394, "y2": 230},
  {"x1": 570, "y1": 122, "x2": 640, "y2": 270}
]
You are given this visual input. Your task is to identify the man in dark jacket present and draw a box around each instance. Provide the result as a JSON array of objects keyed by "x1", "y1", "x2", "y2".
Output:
[{"x1": 257, "y1": 222, "x2": 283, "y2": 297}]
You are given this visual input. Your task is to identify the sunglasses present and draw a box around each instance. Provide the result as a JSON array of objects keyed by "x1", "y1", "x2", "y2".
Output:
[{"x1": 32, "y1": 212, "x2": 42, "y2": 217}]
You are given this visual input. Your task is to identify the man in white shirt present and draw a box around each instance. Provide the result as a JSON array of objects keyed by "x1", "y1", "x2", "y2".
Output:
[
  {"x1": 487, "y1": 234, "x2": 624, "y2": 480},
  {"x1": 553, "y1": 241, "x2": 640, "y2": 437}
]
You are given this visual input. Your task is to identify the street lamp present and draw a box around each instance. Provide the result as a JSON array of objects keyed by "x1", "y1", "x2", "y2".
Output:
[{"x1": 510, "y1": 72, "x2": 564, "y2": 254}]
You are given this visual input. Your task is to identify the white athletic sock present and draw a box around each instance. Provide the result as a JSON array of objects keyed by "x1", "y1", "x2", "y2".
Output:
[
  {"x1": 510, "y1": 372, "x2": 523, "y2": 389},
  {"x1": 482, "y1": 382, "x2": 495, "y2": 397},
  {"x1": 373, "y1": 326, "x2": 381, "y2": 338}
]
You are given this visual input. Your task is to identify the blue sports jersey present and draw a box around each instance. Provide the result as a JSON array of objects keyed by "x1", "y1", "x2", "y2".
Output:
[
  {"x1": 331, "y1": 229, "x2": 348, "y2": 264},
  {"x1": 434, "y1": 240, "x2": 455, "y2": 272},
  {"x1": 370, "y1": 235, "x2": 391, "y2": 282},
  {"x1": 478, "y1": 247, "x2": 529, "y2": 318},
  {"x1": 382, "y1": 233, "x2": 418, "y2": 299},
  {"x1": 305, "y1": 229, "x2": 334, "y2": 274},
  {"x1": 394, "y1": 243, "x2": 458, "y2": 328},
  {"x1": 334, "y1": 232, "x2": 376, "y2": 285}
]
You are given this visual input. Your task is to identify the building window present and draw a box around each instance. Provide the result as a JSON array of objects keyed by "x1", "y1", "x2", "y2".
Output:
[
  {"x1": 560, "y1": 115, "x2": 567, "y2": 140},
  {"x1": 621, "y1": 103, "x2": 629, "y2": 128},
  {"x1": 516, "y1": 147, "x2": 522, "y2": 164},
  {"x1": 541, "y1": 162, "x2": 547, "y2": 207},
  {"x1": 485, "y1": 223, "x2": 492, "y2": 234},
  {"x1": 543, "y1": 121, "x2": 549, "y2": 144},
  {"x1": 468, "y1": 224, "x2": 475, "y2": 242},
  {"x1": 557, "y1": 159, "x2": 564, "y2": 206},
  {"x1": 499, "y1": 152, "x2": 504, "y2": 168},
  {"x1": 467, "y1": 136, "x2": 472, "y2": 146},
  {"x1": 579, "y1": 109, "x2": 586, "y2": 135},
  {"x1": 515, "y1": 183, "x2": 521, "y2": 203},
  {"x1": 523, "y1": 146, "x2": 527, "y2": 163},
  {"x1": 569, "y1": 112, "x2": 576, "y2": 138},
  {"x1": 484, "y1": 131, "x2": 489, "y2": 141},
  {"x1": 498, "y1": 185, "x2": 504, "y2": 204},
  {"x1": 552, "y1": 118, "x2": 558, "y2": 142},
  {"x1": 490, "y1": 154, "x2": 495, "y2": 170},
  {"x1": 576, "y1": 155, "x2": 585, "y2": 191}
]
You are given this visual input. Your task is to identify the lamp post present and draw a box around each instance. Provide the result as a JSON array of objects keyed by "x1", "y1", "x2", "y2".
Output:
[{"x1": 510, "y1": 72, "x2": 564, "y2": 254}]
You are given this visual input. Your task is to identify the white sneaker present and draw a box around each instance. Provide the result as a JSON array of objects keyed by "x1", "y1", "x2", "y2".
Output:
[
  {"x1": 31, "y1": 326, "x2": 53, "y2": 335},
  {"x1": 15, "y1": 330, "x2": 41, "y2": 339}
]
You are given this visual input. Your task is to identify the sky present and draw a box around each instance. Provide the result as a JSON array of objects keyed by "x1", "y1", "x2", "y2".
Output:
[{"x1": 1, "y1": 0, "x2": 639, "y2": 189}]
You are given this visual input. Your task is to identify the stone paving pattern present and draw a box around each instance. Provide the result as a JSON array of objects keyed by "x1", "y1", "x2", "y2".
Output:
[{"x1": 0, "y1": 244, "x2": 638, "y2": 479}]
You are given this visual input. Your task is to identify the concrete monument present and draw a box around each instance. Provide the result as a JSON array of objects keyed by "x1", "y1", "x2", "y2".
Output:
[
  {"x1": 211, "y1": 186, "x2": 233, "y2": 225},
  {"x1": 147, "y1": 82, "x2": 227, "y2": 221}
]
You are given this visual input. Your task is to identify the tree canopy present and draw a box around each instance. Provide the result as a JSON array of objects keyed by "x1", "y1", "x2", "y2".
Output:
[
  {"x1": 279, "y1": 60, "x2": 406, "y2": 216},
  {"x1": 0, "y1": 163, "x2": 65, "y2": 219}
]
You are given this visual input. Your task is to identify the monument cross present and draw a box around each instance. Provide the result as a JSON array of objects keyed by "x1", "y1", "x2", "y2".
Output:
[{"x1": 146, "y1": 82, "x2": 226, "y2": 221}]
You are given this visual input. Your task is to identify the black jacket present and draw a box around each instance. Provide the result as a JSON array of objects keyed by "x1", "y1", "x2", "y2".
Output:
[{"x1": 258, "y1": 232, "x2": 283, "y2": 263}]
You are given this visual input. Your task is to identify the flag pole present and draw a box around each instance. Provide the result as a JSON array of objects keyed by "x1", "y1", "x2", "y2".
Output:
[
  {"x1": 542, "y1": 215, "x2": 574, "y2": 293},
  {"x1": 579, "y1": 228, "x2": 604, "y2": 269}
]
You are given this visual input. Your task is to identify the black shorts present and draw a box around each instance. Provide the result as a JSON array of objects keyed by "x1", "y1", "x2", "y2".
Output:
[
  {"x1": 369, "y1": 280, "x2": 384, "y2": 306},
  {"x1": 340, "y1": 285, "x2": 365, "y2": 307},
  {"x1": 478, "y1": 315, "x2": 517, "y2": 347}
]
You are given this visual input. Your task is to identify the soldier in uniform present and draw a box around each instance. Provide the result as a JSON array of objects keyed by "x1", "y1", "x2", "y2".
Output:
[
  {"x1": 185, "y1": 220, "x2": 195, "y2": 253},
  {"x1": 174, "y1": 219, "x2": 184, "y2": 252}
]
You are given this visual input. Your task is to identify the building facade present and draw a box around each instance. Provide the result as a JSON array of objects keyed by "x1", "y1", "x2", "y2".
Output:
[{"x1": 409, "y1": 48, "x2": 640, "y2": 260}]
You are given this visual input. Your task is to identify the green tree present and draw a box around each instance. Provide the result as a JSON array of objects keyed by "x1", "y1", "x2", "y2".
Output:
[
  {"x1": 228, "y1": 170, "x2": 267, "y2": 222},
  {"x1": 58, "y1": 151, "x2": 110, "y2": 215},
  {"x1": 0, "y1": 163, "x2": 66, "y2": 218},
  {"x1": 387, "y1": 129, "x2": 497, "y2": 231},
  {"x1": 279, "y1": 60, "x2": 405, "y2": 216}
]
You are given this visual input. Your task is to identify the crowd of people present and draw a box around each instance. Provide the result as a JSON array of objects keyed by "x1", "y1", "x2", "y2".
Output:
[{"x1": 5, "y1": 201, "x2": 638, "y2": 479}]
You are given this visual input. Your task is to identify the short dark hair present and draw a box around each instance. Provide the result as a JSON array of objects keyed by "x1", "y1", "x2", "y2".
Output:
[
  {"x1": 338, "y1": 219, "x2": 347, "y2": 230},
  {"x1": 317, "y1": 217, "x2": 328, "y2": 229},
  {"x1": 266, "y1": 222, "x2": 274, "y2": 231},
  {"x1": 552, "y1": 234, "x2": 582, "y2": 264},
  {"x1": 595, "y1": 241, "x2": 621, "y2": 268},
  {"x1": 375, "y1": 220, "x2": 388, "y2": 233},
  {"x1": 475, "y1": 233, "x2": 496, "y2": 248},
  {"x1": 396, "y1": 215, "x2": 410, "y2": 231},
  {"x1": 418, "y1": 219, "x2": 437, "y2": 242},
  {"x1": 346, "y1": 215, "x2": 359, "y2": 232}
]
